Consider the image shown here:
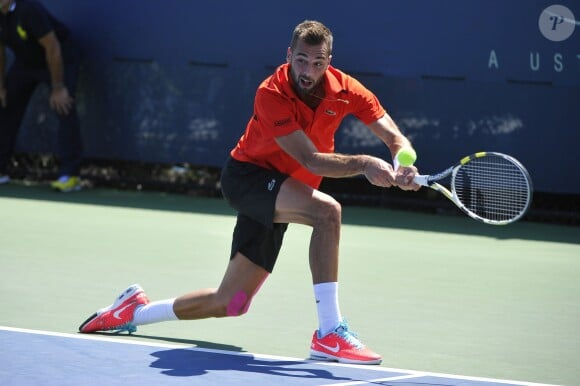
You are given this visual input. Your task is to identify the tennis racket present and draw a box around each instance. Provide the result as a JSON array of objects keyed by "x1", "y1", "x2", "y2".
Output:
[{"x1": 413, "y1": 152, "x2": 533, "y2": 225}]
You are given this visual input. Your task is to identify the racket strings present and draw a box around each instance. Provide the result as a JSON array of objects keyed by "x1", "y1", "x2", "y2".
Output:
[{"x1": 453, "y1": 155, "x2": 531, "y2": 222}]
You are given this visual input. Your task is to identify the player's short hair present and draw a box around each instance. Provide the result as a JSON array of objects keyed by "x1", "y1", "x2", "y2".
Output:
[{"x1": 290, "y1": 20, "x2": 333, "y2": 55}]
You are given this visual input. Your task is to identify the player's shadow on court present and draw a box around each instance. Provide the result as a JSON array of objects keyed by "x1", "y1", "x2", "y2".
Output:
[
  {"x1": 129, "y1": 333, "x2": 246, "y2": 352},
  {"x1": 150, "y1": 348, "x2": 352, "y2": 381}
]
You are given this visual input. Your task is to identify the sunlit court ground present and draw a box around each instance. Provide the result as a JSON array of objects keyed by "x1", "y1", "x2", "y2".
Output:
[{"x1": 0, "y1": 183, "x2": 578, "y2": 385}]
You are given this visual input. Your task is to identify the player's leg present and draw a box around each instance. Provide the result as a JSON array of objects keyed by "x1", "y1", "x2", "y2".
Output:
[
  {"x1": 173, "y1": 251, "x2": 269, "y2": 319},
  {"x1": 80, "y1": 158, "x2": 283, "y2": 332},
  {"x1": 140, "y1": 212, "x2": 284, "y2": 323},
  {"x1": 78, "y1": 252, "x2": 269, "y2": 333},
  {"x1": 273, "y1": 177, "x2": 342, "y2": 333},
  {"x1": 273, "y1": 177, "x2": 341, "y2": 284},
  {"x1": 0, "y1": 66, "x2": 39, "y2": 177},
  {"x1": 170, "y1": 159, "x2": 290, "y2": 320},
  {"x1": 273, "y1": 177, "x2": 382, "y2": 365}
]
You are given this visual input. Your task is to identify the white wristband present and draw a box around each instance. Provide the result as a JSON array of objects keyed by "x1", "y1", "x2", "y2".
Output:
[{"x1": 392, "y1": 153, "x2": 400, "y2": 171}]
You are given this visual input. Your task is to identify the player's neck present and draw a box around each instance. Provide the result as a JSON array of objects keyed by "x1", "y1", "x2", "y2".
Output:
[{"x1": 298, "y1": 84, "x2": 325, "y2": 110}]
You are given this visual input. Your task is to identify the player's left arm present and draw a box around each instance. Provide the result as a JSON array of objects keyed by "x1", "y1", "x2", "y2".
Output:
[
  {"x1": 366, "y1": 113, "x2": 420, "y2": 190},
  {"x1": 275, "y1": 129, "x2": 397, "y2": 188},
  {"x1": 38, "y1": 31, "x2": 73, "y2": 115}
]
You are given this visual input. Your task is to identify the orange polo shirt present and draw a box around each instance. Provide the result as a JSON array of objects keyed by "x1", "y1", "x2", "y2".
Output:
[{"x1": 230, "y1": 63, "x2": 386, "y2": 189}]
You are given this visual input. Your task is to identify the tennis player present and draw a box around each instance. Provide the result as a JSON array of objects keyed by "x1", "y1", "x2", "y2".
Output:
[{"x1": 79, "y1": 20, "x2": 420, "y2": 365}]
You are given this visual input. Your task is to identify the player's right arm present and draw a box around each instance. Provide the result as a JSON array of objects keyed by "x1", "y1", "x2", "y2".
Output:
[{"x1": 275, "y1": 129, "x2": 397, "y2": 187}]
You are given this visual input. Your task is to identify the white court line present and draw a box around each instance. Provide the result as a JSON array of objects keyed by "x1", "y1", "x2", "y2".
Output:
[
  {"x1": 0, "y1": 326, "x2": 560, "y2": 386},
  {"x1": 318, "y1": 373, "x2": 424, "y2": 386}
]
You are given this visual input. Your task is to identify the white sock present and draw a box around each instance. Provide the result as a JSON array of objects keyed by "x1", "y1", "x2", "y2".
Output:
[
  {"x1": 313, "y1": 282, "x2": 342, "y2": 336},
  {"x1": 132, "y1": 298, "x2": 178, "y2": 326}
]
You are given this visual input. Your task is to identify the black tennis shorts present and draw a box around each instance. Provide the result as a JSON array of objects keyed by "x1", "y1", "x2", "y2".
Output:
[{"x1": 220, "y1": 157, "x2": 289, "y2": 273}]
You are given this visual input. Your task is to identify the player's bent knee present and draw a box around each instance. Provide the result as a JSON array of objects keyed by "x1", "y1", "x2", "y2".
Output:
[
  {"x1": 315, "y1": 196, "x2": 342, "y2": 225},
  {"x1": 226, "y1": 290, "x2": 251, "y2": 317}
]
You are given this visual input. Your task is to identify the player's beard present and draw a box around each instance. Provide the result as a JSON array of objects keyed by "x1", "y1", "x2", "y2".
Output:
[{"x1": 289, "y1": 67, "x2": 320, "y2": 96}]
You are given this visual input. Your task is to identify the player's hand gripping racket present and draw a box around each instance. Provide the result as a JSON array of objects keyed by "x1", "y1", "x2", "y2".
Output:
[{"x1": 412, "y1": 152, "x2": 533, "y2": 225}]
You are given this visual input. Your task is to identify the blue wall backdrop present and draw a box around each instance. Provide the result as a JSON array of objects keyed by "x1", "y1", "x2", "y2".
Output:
[{"x1": 12, "y1": 0, "x2": 580, "y2": 193}]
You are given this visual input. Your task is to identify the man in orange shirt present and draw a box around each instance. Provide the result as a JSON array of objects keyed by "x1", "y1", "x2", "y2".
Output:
[{"x1": 79, "y1": 20, "x2": 420, "y2": 365}]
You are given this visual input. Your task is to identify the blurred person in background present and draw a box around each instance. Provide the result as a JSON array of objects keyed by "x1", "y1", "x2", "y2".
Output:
[{"x1": 0, "y1": 0, "x2": 82, "y2": 191}]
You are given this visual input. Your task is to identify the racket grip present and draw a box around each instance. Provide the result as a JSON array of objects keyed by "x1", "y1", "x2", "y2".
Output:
[{"x1": 412, "y1": 174, "x2": 430, "y2": 186}]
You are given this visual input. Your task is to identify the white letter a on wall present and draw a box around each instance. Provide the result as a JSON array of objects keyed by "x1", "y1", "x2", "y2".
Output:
[{"x1": 488, "y1": 50, "x2": 499, "y2": 69}]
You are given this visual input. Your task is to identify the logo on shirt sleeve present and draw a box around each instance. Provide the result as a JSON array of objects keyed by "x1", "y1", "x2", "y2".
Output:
[
  {"x1": 274, "y1": 117, "x2": 292, "y2": 126},
  {"x1": 17, "y1": 24, "x2": 28, "y2": 40}
]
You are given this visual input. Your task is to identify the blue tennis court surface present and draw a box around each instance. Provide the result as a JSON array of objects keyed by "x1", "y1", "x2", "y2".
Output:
[{"x1": 0, "y1": 327, "x2": 556, "y2": 386}]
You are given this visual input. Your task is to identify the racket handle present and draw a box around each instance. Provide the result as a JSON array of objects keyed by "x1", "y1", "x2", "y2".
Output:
[{"x1": 413, "y1": 174, "x2": 430, "y2": 186}]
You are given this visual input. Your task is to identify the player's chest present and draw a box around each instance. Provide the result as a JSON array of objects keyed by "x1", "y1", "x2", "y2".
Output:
[{"x1": 295, "y1": 102, "x2": 346, "y2": 135}]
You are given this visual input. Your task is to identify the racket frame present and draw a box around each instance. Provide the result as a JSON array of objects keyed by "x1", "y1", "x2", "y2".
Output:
[{"x1": 413, "y1": 152, "x2": 533, "y2": 225}]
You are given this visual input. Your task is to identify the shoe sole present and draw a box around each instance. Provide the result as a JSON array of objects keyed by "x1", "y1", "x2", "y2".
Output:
[
  {"x1": 309, "y1": 350, "x2": 382, "y2": 365},
  {"x1": 78, "y1": 284, "x2": 144, "y2": 332}
]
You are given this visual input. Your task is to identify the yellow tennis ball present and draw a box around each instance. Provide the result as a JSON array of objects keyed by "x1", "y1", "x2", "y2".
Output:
[{"x1": 397, "y1": 148, "x2": 417, "y2": 167}]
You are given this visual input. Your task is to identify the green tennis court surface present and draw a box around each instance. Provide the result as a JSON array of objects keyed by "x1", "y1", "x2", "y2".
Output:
[{"x1": 0, "y1": 184, "x2": 578, "y2": 385}]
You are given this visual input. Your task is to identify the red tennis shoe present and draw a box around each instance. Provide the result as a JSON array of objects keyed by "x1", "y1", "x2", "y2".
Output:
[
  {"x1": 79, "y1": 284, "x2": 149, "y2": 334},
  {"x1": 310, "y1": 320, "x2": 382, "y2": 365}
]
